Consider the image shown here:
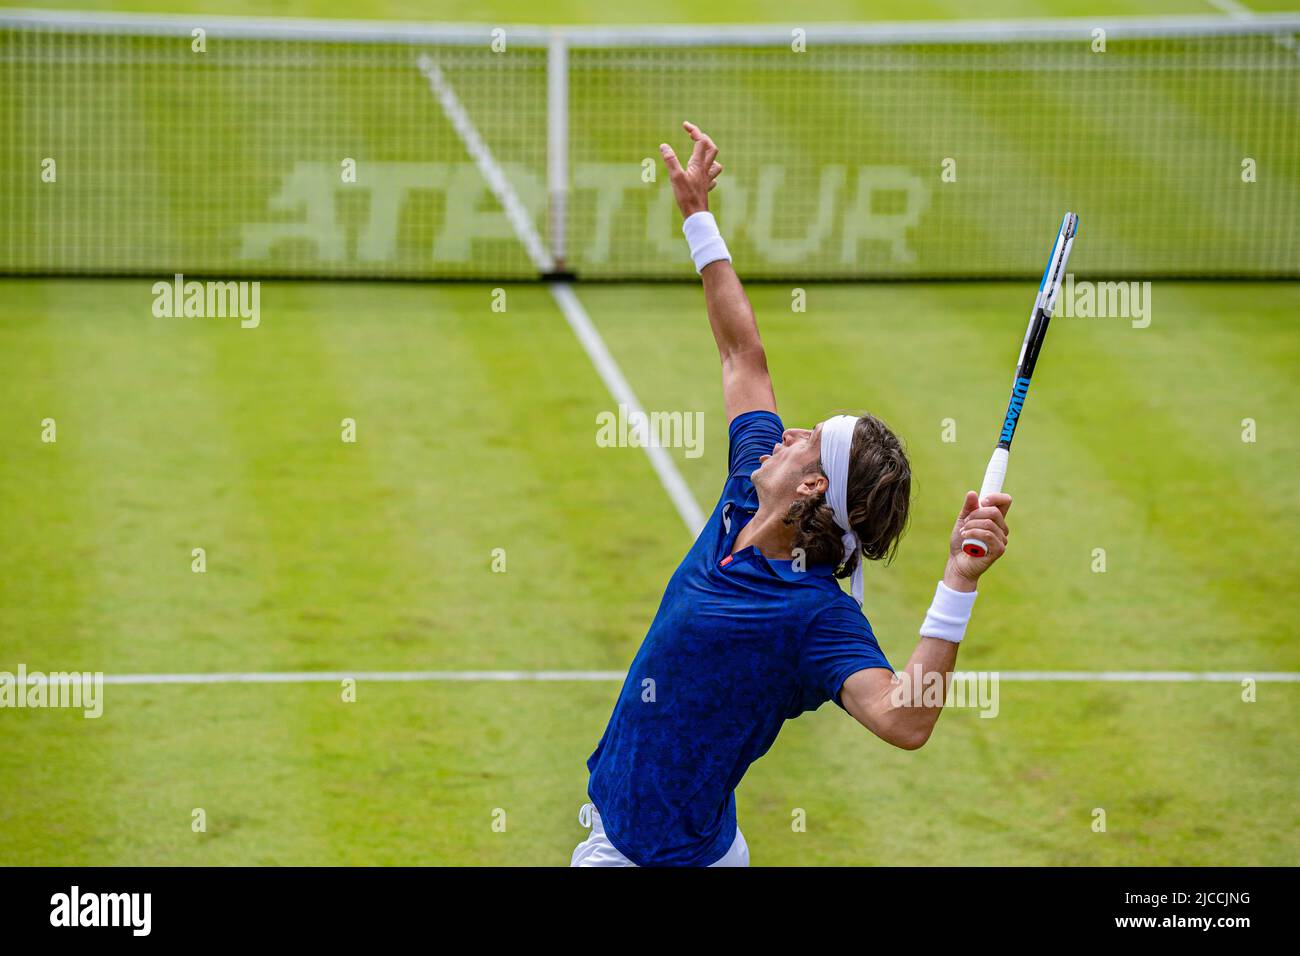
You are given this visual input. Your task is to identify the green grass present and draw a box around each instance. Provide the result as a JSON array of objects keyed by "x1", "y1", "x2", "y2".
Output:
[
  {"x1": 1, "y1": 0, "x2": 1297, "y2": 867},
  {"x1": 0, "y1": 277, "x2": 1297, "y2": 865},
  {"x1": 585, "y1": 282, "x2": 1300, "y2": 672}
]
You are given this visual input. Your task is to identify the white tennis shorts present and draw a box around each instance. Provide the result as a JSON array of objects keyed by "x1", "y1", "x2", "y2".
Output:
[{"x1": 570, "y1": 803, "x2": 750, "y2": 867}]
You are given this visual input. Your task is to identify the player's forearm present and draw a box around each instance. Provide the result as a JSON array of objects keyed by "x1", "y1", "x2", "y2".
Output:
[
  {"x1": 878, "y1": 561, "x2": 977, "y2": 747},
  {"x1": 852, "y1": 563, "x2": 978, "y2": 749},
  {"x1": 660, "y1": 124, "x2": 775, "y2": 419},
  {"x1": 701, "y1": 260, "x2": 763, "y2": 360},
  {"x1": 847, "y1": 500, "x2": 1008, "y2": 749},
  {"x1": 878, "y1": 638, "x2": 962, "y2": 750},
  {"x1": 701, "y1": 260, "x2": 776, "y2": 420},
  {"x1": 661, "y1": 124, "x2": 760, "y2": 359}
]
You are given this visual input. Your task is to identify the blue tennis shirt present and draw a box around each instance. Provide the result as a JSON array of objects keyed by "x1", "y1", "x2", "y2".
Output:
[{"x1": 586, "y1": 410, "x2": 893, "y2": 866}]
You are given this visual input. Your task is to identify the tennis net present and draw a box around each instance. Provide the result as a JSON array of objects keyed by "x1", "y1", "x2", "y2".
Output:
[{"x1": 2, "y1": 11, "x2": 1297, "y2": 279}]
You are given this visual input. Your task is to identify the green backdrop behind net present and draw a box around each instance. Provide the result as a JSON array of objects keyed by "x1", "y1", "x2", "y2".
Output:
[{"x1": 2, "y1": 15, "x2": 1297, "y2": 279}]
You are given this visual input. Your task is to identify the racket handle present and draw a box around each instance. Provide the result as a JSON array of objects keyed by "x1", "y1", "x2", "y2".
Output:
[{"x1": 961, "y1": 447, "x2": 1008, "y2": 557}]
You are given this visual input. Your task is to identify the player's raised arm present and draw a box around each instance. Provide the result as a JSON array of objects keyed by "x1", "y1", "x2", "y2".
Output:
[
  {"x1": 839, "y1": 491, "x2": 1013, "y2": 750},
  {"x1": 660, "y1": 121, "x2": 776, "y2": 423}
]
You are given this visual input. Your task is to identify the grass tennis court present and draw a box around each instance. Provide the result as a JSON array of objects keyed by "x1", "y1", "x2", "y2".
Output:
[
  {"x1": 1, "y1": 277, "x2": 1296, "y2": 864},
  {"x1": 2, "y1": 0, "x2": 1298, "y2": 870}
]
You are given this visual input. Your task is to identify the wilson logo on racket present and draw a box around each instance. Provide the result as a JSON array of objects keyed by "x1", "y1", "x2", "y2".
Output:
[{"x1": 999, "y1": 377, "x2": 1032, "y2": 443}]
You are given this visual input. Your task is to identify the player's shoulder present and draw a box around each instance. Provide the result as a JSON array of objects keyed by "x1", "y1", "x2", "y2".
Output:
[
  {"x1": 727, "y1": 409, "x2": 784, "y2": 479},
  {"x1": 728, "y1": 408, "x2": 784, "y2": 441},
  {"x1": 803, "y1": 587, "x2": 874, "y2": 637}
]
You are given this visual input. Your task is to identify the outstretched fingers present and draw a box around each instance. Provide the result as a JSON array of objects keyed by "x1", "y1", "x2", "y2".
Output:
[
  {"x1": 659, "y1": 143, "x2": 683, "y2": 175},
  {"x1": 683, "y1": 120, "x2": 718, "y2": 170}
]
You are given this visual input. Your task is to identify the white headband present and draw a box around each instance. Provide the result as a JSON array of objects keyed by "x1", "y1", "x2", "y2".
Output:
[{"x1": 819, "y1": 415, "x2": 864, "y2": 607}]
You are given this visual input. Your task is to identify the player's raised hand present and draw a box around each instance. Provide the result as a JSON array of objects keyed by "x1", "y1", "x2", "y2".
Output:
[
  {"x1": 946, "y1": 491, "x2": 1012, "y2": 585},
  {"x1": 659, "y1": 120, "x2": 724, "y2": 219}
]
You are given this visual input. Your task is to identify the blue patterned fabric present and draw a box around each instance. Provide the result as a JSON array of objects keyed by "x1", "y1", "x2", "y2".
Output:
[{"x1": 586, "y1": 410, "x2": 893, "y2": 866}]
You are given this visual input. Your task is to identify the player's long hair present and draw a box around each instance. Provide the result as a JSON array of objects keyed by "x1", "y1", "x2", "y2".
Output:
[{"x1": 784, "y1": 414, "x2": 912, "y2": 575}]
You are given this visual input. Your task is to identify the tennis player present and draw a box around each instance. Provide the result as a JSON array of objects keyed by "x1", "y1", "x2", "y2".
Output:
[{"x1": 572, "y1": 122, "x2": 1012, "y2": 867}]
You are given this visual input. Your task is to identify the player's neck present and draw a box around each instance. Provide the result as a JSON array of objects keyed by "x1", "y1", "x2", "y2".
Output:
[{"x1": 733, "y1": 503, "x2": 797, "y2": 560}]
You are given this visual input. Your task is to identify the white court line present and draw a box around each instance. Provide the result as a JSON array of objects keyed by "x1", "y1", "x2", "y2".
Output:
[
  {"x1": 1204, "y1": 0, "x2": 1258, "y2": 18},
  {"x1": 22, "y1": 670, "x2": 1297, "y2": 686},
  {"x1": 956, "y1": 671, "x2": 1298, "y2": 683},
  {"x1": 1203, "y1": 0, "x2": 1298, "y2": 52},
  {"x1": 96, "y1": 671, "x2": 627, "y2": 685},
  {"x1": 416, "y1": 55, "x2": 554, "y2": 272},
  {"x1": 550, "y1": 282, "x2": 707, "y2": 536},
  {"x1": 414, "y1": 55, "x2": 706, "y2": 536}
]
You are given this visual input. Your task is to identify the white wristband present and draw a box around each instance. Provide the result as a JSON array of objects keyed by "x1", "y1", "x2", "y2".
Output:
[
  {"x1": 682, "y1": 211, "x2": 731, "y2": 273},
  {"x1": 919, "y1": 581, "x2": 978, "y2": 644}
]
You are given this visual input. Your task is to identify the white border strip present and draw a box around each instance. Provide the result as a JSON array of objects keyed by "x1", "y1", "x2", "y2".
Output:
[
  {"x1": 550, "y1": 282, "x2": 707, "y2": 536},
  {"x1": 547, "y1": 35, "x2": 569, "y2": 270},
  {"x1": 20, "y1": 669, "x2": 1299, "y2": 685},
  {"x1": 1202, "y1": 0, "x2": 1298, "y2": 56},
  {"x1": 561, "y1": 15, "x2": 1300, "y2": 46},
  {"x1": 1, "y1": 10, "x2": 1296, "y2": 45},
  {"x1": 1204, "y1": 0, "x2": 1258, "y2": 19}
]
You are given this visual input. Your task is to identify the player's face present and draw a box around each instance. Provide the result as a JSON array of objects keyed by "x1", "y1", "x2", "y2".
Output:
[{"x1": 752, "y1": 422, "x2": 825, "y2": 498}]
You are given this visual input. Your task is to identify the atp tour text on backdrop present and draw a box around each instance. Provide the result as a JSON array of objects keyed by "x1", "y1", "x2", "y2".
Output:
[
  {"x1": 152, "y1": 274, "x2": 260, "y2": 328},
  {"x1": 596, "y1": 404, "x2": 704, "y2": 458},
  {"x1": 0, "y1": 664, "x2": 102, "y2": 718},
  {"x1": 241, "y1": 162, "x2": 928, "y2": 268}
]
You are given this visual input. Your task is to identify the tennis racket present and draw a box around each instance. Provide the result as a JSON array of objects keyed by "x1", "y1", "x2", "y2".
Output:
[{"x1": 961, "y1": 212, "x2": 1079, "y2": 558}]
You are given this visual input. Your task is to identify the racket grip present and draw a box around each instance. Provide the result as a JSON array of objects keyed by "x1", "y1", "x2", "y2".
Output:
[{"x1": 961, "y1": 447, "x2": 1009, "y2": 557}]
